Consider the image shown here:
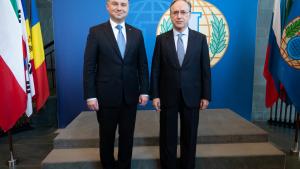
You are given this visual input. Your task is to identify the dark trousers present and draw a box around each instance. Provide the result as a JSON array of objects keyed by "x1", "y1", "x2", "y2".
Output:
[
  {"x1": 160, "y1": 90, "x2": 200, "y2": 169},
  {"x1": 96, "y1": 102, "x2": 137, "y2": 169}
]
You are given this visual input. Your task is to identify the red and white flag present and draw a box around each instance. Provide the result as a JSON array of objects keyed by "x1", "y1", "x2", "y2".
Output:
[{"x1": 0, "y1": 0, "x2": 28, "y2": 132}]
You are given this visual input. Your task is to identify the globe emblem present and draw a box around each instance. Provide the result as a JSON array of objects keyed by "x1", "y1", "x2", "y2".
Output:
[
  {"x1": 280, "y1": 17, "x2": 300, "y2": 69},
  {"x1": 287, "y1": 37, "x2": 300, "y2": 60},
  {"x1": 127, "y1": 0, "x2": 170, "y2": 30},
  {"x1": 157, "y1": 0, "x2": 230, "y2": 67}
]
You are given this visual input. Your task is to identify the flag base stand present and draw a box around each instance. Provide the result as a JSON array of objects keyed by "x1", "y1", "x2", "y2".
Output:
[
  {"x1": 7, "y1": 151, "x2": 17, "y2": 168},
  {"x1": 6, "y1": 131, "x2": 17, "y2": 168},
  {"x1": 291, "y1": 113, "x2": 299, "y2": 156},
  {"x1": 290, "y1": 141, "x2": 299, "y2": 155}
]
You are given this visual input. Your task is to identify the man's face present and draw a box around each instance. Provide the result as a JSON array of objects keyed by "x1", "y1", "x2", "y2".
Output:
[
  {"x1": 106, "y1": 0, "x2": 129, "y2": 23},
  {"x1": 170, "y1": 0, "x2": 191, "y2": 32}
]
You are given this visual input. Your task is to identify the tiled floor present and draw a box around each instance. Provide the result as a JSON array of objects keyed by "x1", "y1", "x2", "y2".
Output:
[
  {"x1": 255, "y1": 122, "x2": 300, "y2": 169},
  {"x1": 0, "y1": 122, "x2": 299, "y2": 169},
  {"x1": 0, "y1": 127, "x2": 57, "y2": 169}
]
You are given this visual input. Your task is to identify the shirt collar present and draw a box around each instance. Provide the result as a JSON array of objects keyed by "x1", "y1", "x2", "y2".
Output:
[
  {"x1": 110, "y1": 19, "x2": 125, "y2": 30},
  {"x1": 173, "y1": 27, "x2": 189, "y2": 37}
]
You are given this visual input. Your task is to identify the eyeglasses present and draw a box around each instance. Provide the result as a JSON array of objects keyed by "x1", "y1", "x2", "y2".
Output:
[{"x1": 170, "y1": 10, "x2": 190, "y2": 16}]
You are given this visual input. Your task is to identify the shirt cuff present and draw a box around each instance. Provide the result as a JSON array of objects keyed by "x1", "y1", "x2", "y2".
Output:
[
  {"x1": 87, "y1": 98, "x2": 97, "y2": 102},
  {"x1": 140, "y1": 94, "x2": 149, "y2": 98}
]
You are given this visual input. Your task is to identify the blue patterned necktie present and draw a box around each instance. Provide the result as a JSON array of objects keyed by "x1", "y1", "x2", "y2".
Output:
[
  {"x1": 177, "y1": 33, "x2": 185, "y2": 66},
  {"x1": 116, "y1": 25, "x2": 125, "y2": 58}
]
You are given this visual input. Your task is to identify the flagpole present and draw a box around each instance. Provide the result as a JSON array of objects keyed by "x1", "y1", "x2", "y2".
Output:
[
  {"x1": 7, "y1": 131, "x2": 17, "y2": 168},
  {"x1": 28, "y1": 0, "x2": 31, "y2": 21}
]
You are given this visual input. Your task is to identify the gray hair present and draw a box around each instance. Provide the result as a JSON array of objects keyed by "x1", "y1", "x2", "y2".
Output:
[{"x1": 169, "y1": 0, "x2": 191, "y2": 12}]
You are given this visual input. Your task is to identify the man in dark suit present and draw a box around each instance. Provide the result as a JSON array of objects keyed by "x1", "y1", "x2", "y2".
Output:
[
  {"x1": 150, "y1": 0, "x2": 211, "y2": 169},
  {"x1": 83, "y1": 0, "x2": 149, "y2": 169}
]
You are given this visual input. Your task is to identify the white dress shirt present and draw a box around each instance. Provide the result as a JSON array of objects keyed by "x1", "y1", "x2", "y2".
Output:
[
  {"x1": 173, "y1": 27, "x2": 189, "y2": 53},
  {"x1": 110, "y1": 19, "x2": 127, "y2": 43}
]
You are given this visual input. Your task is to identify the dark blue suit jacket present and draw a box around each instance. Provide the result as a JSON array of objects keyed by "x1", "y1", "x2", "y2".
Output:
[
  {"x1": 150, "y1": 29, "x2": 211, "y2": 108},
  {"x1": 83, "y1": 21, "x2": 149, "y2": 107}
]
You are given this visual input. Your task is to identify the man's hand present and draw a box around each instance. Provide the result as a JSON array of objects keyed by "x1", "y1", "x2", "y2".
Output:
[
  {"x1": 152, "y1": 98, "x2": 161, "y2": 112},
  {"x1": 139, "y1": 95, "x2": 149, "y2": 106},
  {"x1": 200, "y1": 99, "x2": 209, "y2": 110},
  {"x1": 87, "y1": 99, "x2": 99, "y2": 111}
]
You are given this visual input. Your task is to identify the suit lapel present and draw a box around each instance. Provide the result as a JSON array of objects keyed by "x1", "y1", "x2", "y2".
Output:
[
  {"x1": 166, "y1": 30, "x2": 181, "y2": 68},
  {"x1": 103, "y1": 21, "x2": 123, "y2": 60},
  {"x1": 124, "y1": 24, "x2": 133, "y2": 59},
  {"x1": 182, "y1": 29, "x2": 194, "y2": 66}
]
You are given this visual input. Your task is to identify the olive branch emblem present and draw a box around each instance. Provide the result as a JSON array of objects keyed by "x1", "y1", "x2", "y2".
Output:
[
  {"x1": 210, "y1": 13, "x2": 226, "y2": 59},
  {"x1": 286, "y1": 19, "x2": 300, "y2": 38},
  {"x1": 160, "y1": 17, "x2": 173, "y2": 34}
]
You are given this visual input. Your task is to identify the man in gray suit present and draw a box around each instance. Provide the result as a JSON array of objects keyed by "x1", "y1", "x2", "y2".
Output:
[
  {"x1": 83, "y1": 0, "x2": 149, "y2": 169},
  {"x1": 150, "y1": 0, "x2": 211, "y2": 169}
]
